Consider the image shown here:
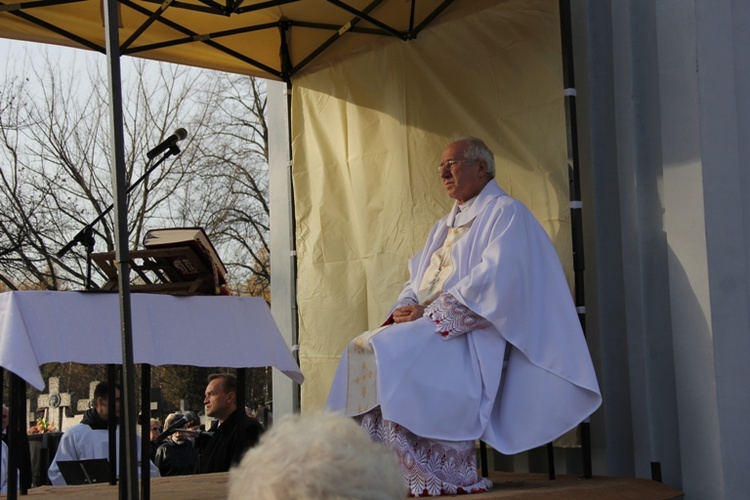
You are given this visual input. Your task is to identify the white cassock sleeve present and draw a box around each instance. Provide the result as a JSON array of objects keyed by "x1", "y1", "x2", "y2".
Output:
[
  {"x1": 47, "y1": 425, "x2": 91, "y2": 486},
  {"x1": 48, "y1": 425, "x2": 160, "y2": 486}
]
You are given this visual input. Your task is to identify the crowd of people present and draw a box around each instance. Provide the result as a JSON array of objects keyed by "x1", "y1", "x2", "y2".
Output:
[{"x1": 40, "y1": 373, "x2": 266, "y2": 485}]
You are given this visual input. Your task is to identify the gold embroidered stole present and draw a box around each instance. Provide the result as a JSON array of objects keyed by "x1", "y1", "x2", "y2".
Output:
[
  {"x1": 345, "y1": 326, "x2": 389, "y2": 415},
  {"x1": 417, "y1": 225, "x2": 471, "y2": 305}
]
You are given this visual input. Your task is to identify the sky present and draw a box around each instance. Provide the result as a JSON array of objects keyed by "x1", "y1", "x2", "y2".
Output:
[
  {"x1": 0, "y1": 37, "x2": 165, "y2": 89},
  {"x1": 2, "y1": 37, "x2": 99, "y2": 74}
]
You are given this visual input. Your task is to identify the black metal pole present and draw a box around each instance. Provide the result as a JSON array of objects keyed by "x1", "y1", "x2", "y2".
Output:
[
  {"x1": 102, "y1": 0, "x2": 139, "y2": 496},
  {"x1": 17, "y1": 378, "x2": 28, "y2": 494},
  {"x1": 141, "y1": 364, "x2": 151, "y2": 500},
  {"x1": 285, "y1": 80, "x2": 301, "y2": 412},
  {"x1": 7, "y1": 372, "x2": 18, "y2": 499},
  {"x1": 107, "y1": 364, "x2": 117, "y2": 486},
  {"x1": 6, "y1": 373, "x2": 28, "y2": 496},
  {"x1": 237, "y1": 369, "x2": 246, "y2": 415},
  {"x1": 236, "y1": 369, "x2": 246, "y2": 455},
  {"x1": 479, "y1": 442, "x2": 488, "y2": 477},
  {"x1": 119, "y1": 366, "x2": 127, "y2": 499},
  {"x1": 558, "y1": 0, "x2": 593, "y2": 479},
  {"x1": 546, "y1": 442, "x2": 556, "y2": 480}
]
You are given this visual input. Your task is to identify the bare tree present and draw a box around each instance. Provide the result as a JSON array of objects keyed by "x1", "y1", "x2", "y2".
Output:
[
  {"x1": 187, "y1": 75, "x2": 270, "y2": 295},
  {"x1": 1, "y1": 47, "x2": 273, "y2": 413},
  {"x1": 0, "y1": 49, "x2": 270, "y2": 295}
]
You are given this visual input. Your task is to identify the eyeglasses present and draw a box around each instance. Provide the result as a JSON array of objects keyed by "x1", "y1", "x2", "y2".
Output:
[
  {"x1": 150, "y1": 427, "x2": 160, "y2": 431},
  {"x1": 437, "y1": 159, "x2": 474, "y2": 174}
]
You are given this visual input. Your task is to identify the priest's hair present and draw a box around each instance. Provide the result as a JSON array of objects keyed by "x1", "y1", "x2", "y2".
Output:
[
  {"x1": 227, "y1": 411, "x2": 405, "y2": 500},
  {"x1": 452, "y1": 135, "x2": 496, "y2": 178}
]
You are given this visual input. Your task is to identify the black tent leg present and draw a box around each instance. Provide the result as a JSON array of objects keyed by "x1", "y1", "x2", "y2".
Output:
[
  {"x1": 479, "y1": 441, "x2": 488, "y2": 478},
  {"x1": 559, "y1": 0, "x2": 594, "y2": 480},
  {"x1": 141, "y1": 364, "x2": 151, "y2": 499},
  {"x1": 547, "y1": 442, "x2": 556, "y2": 480}
]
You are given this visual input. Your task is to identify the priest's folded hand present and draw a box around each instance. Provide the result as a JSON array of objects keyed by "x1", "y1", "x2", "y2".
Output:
[{"x1": 392, "y1": 305, "x2": 426, "y2": 323}]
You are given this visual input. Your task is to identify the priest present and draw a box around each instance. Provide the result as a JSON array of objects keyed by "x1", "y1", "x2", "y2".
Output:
[{"x1": 327, "y1": 137, "x2": 602, "y2": 496}]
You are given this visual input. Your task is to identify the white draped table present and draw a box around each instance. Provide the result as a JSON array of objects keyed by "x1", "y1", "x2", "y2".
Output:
[{"x1": 0, "y1": 291, "x2": 304, "y2": 390}]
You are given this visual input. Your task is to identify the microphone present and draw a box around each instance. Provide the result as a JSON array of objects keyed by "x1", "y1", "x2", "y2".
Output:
[
  {"x1": 156, "y1": 411, "x2": 196, "y2": 442},
  {"x1": 146, "y1": 128, "x2": 187, "y2": 159}
]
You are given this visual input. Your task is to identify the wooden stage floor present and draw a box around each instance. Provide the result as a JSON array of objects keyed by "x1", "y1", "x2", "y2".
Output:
[{"x1": 13, "y1": 471, "x2": 683, "y2": 499}]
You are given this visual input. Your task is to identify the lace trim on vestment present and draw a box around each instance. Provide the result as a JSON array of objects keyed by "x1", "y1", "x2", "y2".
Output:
[
  {"x1": 357, "y1": 408, "x2": 492, "y2": 497},
  {"x1": 424, "y1": 293, "x2": 492, "y2": 339}
]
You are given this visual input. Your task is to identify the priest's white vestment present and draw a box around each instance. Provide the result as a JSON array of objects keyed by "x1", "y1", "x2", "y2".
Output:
[{"x1": 327, "y1": 181, "x2": 602, "y2": 454}]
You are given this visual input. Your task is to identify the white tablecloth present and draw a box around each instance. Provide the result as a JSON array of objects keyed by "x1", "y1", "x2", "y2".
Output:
[{"x1": 0, "y1": 291, "x2": 304, "y2": 390}]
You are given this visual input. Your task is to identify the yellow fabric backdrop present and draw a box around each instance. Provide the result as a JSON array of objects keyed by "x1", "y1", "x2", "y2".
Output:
[{"x1": 291, "y1": 0, "x2": 571, "y2": 410}]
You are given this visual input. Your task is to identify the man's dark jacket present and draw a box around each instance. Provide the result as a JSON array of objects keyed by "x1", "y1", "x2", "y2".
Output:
[
  {"x1": 154, "y1": 439, "x2": 198, "y2": 476},
  {"x1": 198, "y1": 409, "x2": 263, "y2": 473}
]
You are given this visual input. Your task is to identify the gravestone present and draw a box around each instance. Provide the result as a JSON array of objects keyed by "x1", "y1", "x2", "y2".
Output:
[
  {"x1": 35, "y1": 377, "x2": 77, "y2": 432},
  {"x1": 76, "y1": 381, "x2": 99, "y2": 413}
]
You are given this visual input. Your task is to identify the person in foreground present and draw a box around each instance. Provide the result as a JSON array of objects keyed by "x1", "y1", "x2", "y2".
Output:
[
  {"x1": 227, "y1": 411, "x2": 406, "y2": 500},
  {"x1": 197, "y1": 373, "x2": 264, "y2": 473},
  {"x1": 47, "y1": 381, "x2": 160, "y2": 485},
  {"x1": 327, "y1": 137, "x2": 602, "y2": 496}
]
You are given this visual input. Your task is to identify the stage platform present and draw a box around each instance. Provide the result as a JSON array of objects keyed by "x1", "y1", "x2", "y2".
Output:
[{"x1": 13, "y1": 471, "x2": 683, "y2": 499}]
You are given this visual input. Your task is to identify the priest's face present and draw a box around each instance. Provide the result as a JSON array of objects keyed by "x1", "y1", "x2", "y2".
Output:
[
  {"x1": 439, "y1": 141, "x2": 490, "y2": 204},
  {"x1": 204, "y1": 377, "x2": 235, "y2": 422}
]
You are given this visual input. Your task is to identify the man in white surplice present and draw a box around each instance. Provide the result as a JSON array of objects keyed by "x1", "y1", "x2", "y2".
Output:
[
  {"x1": 327, "y1": 137, "x2": 602, "y2": 497},
  {"x1": 48, "y1": 381, "x2": 160, "y2": 485}
]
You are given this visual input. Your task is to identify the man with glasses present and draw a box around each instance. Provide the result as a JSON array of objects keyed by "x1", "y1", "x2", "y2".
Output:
[{"x1": 328, "y1": 137, "x2": 601, "y2": 496}]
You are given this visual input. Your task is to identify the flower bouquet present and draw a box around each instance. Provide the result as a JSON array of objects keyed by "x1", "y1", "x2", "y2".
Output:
[{"x1": 28, "y1": 416, "x2": 56, "y2": 434}]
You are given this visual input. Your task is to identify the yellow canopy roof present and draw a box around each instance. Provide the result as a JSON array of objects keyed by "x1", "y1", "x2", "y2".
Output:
[{"x1": 0, "y1": 0, "x2": 471, "y2": 80}]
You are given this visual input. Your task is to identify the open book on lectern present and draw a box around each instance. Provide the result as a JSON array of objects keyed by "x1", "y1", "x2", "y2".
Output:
[
  {"x1": 143, "y1": 227, "x2": 227, "y2": 285},
  {"x1": 56, "y1": 458, "x2": 111, "y2": 485}
]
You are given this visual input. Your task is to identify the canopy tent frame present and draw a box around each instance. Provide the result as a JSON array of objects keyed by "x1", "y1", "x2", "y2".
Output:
[{"x1": 0, "y1": 0, "x2": 458, "y2": 81}]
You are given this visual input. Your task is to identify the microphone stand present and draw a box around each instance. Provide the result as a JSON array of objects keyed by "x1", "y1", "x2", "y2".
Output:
[{"x1": 56, "y1": 143, "x2": 182, "y2": 290}]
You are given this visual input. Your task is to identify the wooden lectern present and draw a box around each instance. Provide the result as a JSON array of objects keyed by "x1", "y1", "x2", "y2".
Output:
[{"x1": 92, "y1": 228, "x2": 227, "y2": 295}]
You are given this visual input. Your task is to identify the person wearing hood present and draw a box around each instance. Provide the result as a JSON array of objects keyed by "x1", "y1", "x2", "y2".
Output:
[{"x1": 47, "y1": 381, "x2": 160, "y2": 485}]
